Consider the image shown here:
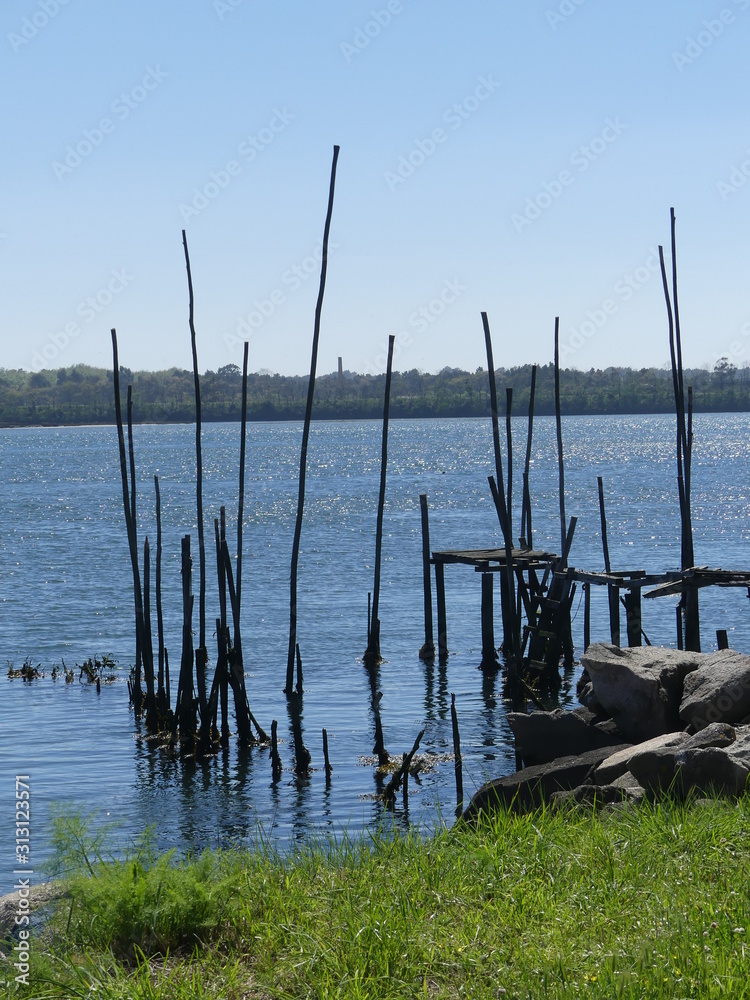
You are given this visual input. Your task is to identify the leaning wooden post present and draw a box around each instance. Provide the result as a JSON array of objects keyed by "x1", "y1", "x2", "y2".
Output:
[
  {"x1": 435, "y1": 561, "x2": 448, "y2": 662},
  {"x1": 482, "y1": 312, "x2": 521, "y2": 671},
  {"x1": 322, "y1": 728, "x2": 332, "y2": 785},
  {"x1": 418, "y1": 494, "x2": 436, "y2": 663},
  {"x1": 659, "y1": 212, "x2": 700, "y2": 651},
  {"x1": 286, "y1": 144, "x2": 340, "y2": 696},
  {"x1": 554, "y1": 318, "x2": 567, "y2": 556},
  {"x1": 480, "y1": 572, "x2": 499, "y2": 670},
  {"x1": 126, "y1": 384, "x2": 142, "y2": 698},
  {"x1": 111, "y1": 329, "x2": 144, "y2": 718},
  {"x1": 365, "y1": 334, "x2": 395, "y2": 667},
  {"x1": 182, "y1": 229, "x2": 209, "y2": 717}
]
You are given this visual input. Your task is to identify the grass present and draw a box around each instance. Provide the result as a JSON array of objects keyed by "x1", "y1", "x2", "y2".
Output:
[{"x1": 7, "y1": 796, "x2": 750, "y2": 999}]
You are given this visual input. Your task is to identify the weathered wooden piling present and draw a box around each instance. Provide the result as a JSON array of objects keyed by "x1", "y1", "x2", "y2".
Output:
[
  {"x1": 322, "y1": 728, "x2": 332, "y2": 784},
  {"x1": 520, "y1": 364, "x2": 537, "y2": 548},
  {"x1": 624, "y1": 590, "x2": 642, "y2": 647},
  {"x1": 418, "y1": 494, "x2": 436, "y2": 663},
  {"x1": 270, "y1": 720, "x2": 282, "y2": 782},
  {"x1": 659, "y1": 209, "x2": 700, "y2": 650},
  {"x1": 235, "y1": 341, "x2": 249, "y2": 649},
  {"x1": 111, "y1": 329, "x2": 147, "y2": 722},
  {"x1": 583, "y1": 581, "x2": 591, "y2": 651},
  {"x1": 435, "y1": 562, "x2": 448, "y2": 662},
  {"x1": 598, "y1": 476, "x2": 620, "y2": 647},
  {"x1": 450, "y1": 692, "x2": 463, "y2": 810},
  {"x1": 182, "y1": 229, "x2": 209, "y2": 718},
  {"x1": 717, "y1": 629, "x2": 729, "y2": 650},
  {"x1": 286, "y1": 144, "x2": 340, "y2": 697},
  {"x1": 365, "y1": 333, "x2": 395, "y2": 667},
  {"x1": 176, "y1": 534, "x2": 195, "y2": 752},
  {"x1": 154, "y1": 475, "x2": 167, "y2": 718},
  {"x1": 480, "y1": 572, "x2": 499, "y2": 670},
  {"x1": 554, "y1": 318, "x2": 567, "y2": 556},
  {"x1": 505, "y1": 386, "x2": 513, "y2": 540},
  {"x1": 482, "y1": 312, "x2": 521, "y2": 670}
]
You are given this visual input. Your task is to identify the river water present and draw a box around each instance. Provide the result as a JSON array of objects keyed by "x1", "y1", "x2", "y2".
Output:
[{"x1": 1, "y1": 414, "x2": 749, "y2": 884}]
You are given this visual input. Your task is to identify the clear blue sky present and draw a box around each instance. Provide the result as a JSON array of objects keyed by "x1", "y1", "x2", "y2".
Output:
[{"x1": 2, "y1": 0, "x2": 749, "y2": 376}]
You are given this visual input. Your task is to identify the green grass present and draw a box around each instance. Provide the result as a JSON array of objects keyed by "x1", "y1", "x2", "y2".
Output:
[{"x1": 7, "y1": 797, "x2": 750, "y2": 999}]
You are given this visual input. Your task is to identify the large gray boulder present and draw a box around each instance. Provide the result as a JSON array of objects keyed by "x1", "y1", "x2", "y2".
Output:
[
  {"x1": 461, "y1": 743, "x2": 632, "y2": 820},
  {"x1": 507, "y1": 707, "x2": 625, "y2": 766},
  {"x1": 626, "y1": 723, "x2": 749, "y2": 797},
  {"x1": 581, "y1": 643, "x2": 704, "y2": 741},
  {"x1": 679, "y1": 650, "x2": 750, "y2": 730},
  {"x1": 594, "y1": 731, "x2": 688, "y2": 785}
]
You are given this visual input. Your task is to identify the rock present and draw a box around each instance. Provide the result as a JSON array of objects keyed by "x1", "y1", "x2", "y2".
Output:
[
  {"x1": 582, "y1": 643, "x2": 704, "y2": 742},
  {"x1": 626, "y1": 724, "x2": 748, "y2": 797},
  {"x1": 550, "y1": 779, "x2": 645, "y2": 809},
  {"x1": 461, "y1": 744, "x2": 632, "y2": 820},
  {"x1": 0, "y1": 882, "x2": 65, "y2": 938},
  {"x1": 674, "y1": 747, "x2": 750, "y2": 797},
  {"x1": 594, "y1": 732, "x2": 688, "y2": 785},
  {"x1": 679, "y1": 650, "x2": 750, "y2": 730},
  {"x1": 507, "y1": 707, "x2": 626, "y2": 767}
]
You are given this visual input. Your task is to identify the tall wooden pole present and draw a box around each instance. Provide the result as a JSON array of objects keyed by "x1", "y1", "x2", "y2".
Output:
[
  {"x1": 365, "y1": 333, "x2": 395, "y2": 666},
  {"x1": 521, "y1": 364, "x2": 537, "y2": 548},
  {"x1": 481, "y1": 312, "x2": 521, "y2": 670},
  {"x1": 554, "y1": 317, "x2": 566, "y2": 556},
  {"x1": 182, "y1": 229, "x2": 208, "y2": 716},
  {"x1": 418, "y1": 494, "x2": 435, "y2": 662},
  {"x1": 286, "y1": 144, "x2": 340, "y2": 696},
  {"x1": 236, "y1": 340, "x2": 249, "y2": 647}
]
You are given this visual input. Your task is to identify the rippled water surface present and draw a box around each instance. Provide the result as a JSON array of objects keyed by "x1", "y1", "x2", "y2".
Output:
[{"x1": 2, "y1": 414, "x2": 750, "y2": 883}]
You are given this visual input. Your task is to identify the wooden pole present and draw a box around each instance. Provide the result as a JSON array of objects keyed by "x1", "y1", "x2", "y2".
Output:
[
  {"x1": 418, "y1": 494, "x2": 435, "y2": 663},
  {"x1": 598, "y1": 475, "x2": 620, "y2": 647},
  {"x1": 111, "y1": 330, "x2": 145, "y2": 719},
  {"x1": 236, "y1": 341, "x2": 249, "y2": 646},
  {"x1": 554, "y1": 317, "x2": 566, "y2": 556},
  {"x1": 365, "y1": 333, "x2": 395, "y2": 666},
  {"x1": 480, "y1": 572, "x2": 499, "y2": 670},
  {"x1": 505, "y1": 386, "x2": 513, "y2": 542},
  {"x1": 451, "y1": 692, "x2": 463, "y2": 810},
  {"x1": 287, "y1": 144, "x2": 340, "y2": 696},
  {"x1": 435, "y1": 561, "x2": 448, "y2": 662},
  {"x1": 126, "y1": 384, "x2": 143, "y2": 700},
  {"x1": 482, "y1": 312, "x2": 521, "y2": 670},
  {"x1": 521, "y1": 364, "x2": 537, "y2": 548},
  {"x1": 624, "y1": 589, "x2": 642, "y2": 647},
  {"x1": 270, "y1": 720, "x2": 282, "y2": 782},
  {"x1": 583, "y1": 581, "x2": 591, "y2": 651},
  {"x1": 322, "y1": 728, "x2": 332, "y2": 785},
  {"x1": 154, "y1": 475, "x2": 166, "y2": 716},
  {"x1": 182, "y1": 229, "x2": 209, "y2": 710},
  {"x1": 178, "y1": 534, "x2": 195, "y2": 752},
  {"x1": 717, "y1": 629, "x2": 729, "y2": 650}
]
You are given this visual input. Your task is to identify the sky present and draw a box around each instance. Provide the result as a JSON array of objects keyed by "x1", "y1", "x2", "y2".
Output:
[{"x1": 2, "y1": 0, "x2": 749, "y2": 377}]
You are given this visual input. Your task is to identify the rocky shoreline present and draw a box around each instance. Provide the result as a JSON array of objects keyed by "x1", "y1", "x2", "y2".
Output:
[{"x1": 463, "y1": 642, "x2": 750, "y2": 820}]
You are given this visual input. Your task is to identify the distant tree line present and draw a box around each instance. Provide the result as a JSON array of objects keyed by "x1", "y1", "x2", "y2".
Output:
[{"x1": 1, "y1": 359, "x2": 749, "y2": 427}]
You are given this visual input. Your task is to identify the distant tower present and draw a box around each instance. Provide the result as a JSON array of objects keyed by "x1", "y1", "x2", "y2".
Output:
[{"x1": 338, "y1": 356, "x2": 343, "y2": 389}]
